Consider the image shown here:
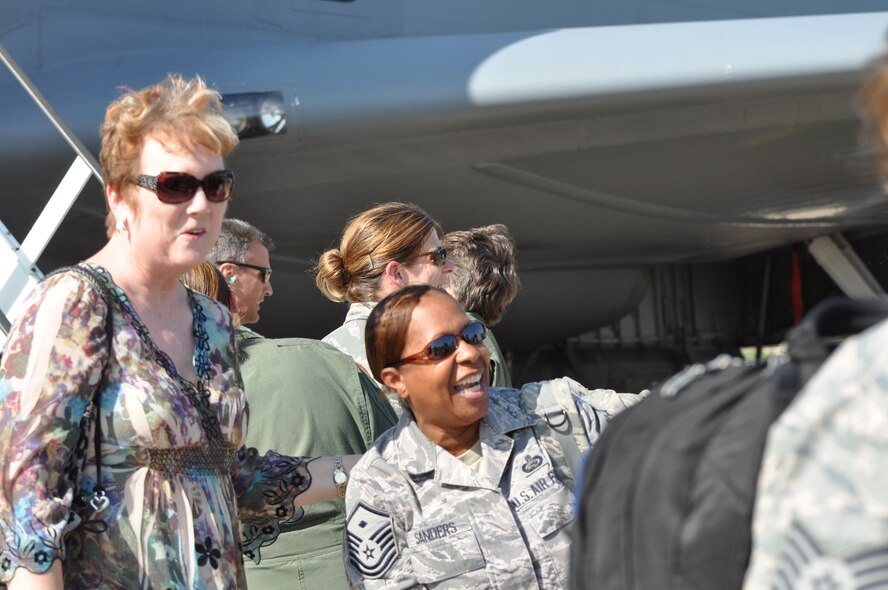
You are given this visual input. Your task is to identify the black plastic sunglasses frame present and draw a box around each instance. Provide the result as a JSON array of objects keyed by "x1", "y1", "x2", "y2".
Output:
[
  {"x1": 215, "y1": 260, "x2": 273, "y2": 284},
  {"x1": 133, "y1": 170, "x2": 235, "y2": 204},
  {"x1": 388, "y1": 321, "x2": 487, "y2": 368},
  {"x1": 416, "y1": 246, "x2": 448, "y2": 266}
]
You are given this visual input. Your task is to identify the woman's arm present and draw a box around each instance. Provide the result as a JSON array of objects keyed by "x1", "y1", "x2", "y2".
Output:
[
  {"x1": 7, "y1": 561, "x2": 63, "y2": 590},
  {"x1": 233, "y1": 450, "x2": 361, "y2": 563},
  {"x1": 231, "y1": 452, "x2": 361, "y2": 510},
  {"x1": 298, "y1": 454, "x2": 361, "y2": 506}
]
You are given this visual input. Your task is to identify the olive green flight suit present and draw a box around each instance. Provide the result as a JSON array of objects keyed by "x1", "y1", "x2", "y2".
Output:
[{"x1": 237, "y1": 326, "x2": 398, "y2": 590}]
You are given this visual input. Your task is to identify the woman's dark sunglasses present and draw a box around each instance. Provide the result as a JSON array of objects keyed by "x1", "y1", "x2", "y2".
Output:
[
  {"x1": 417, "y1": 246, "x2": 448, "y2": 266},
  {"x1": 133, "y1": 170, "x2": 235, "y2": 204},
  {"x1": 388, "y1": 321, "x2": 486, "y2": 367}
]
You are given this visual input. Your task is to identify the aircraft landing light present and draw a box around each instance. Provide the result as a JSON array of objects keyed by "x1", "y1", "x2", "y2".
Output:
[{"x1": 222, "y1": 92, "x2": 287, "y2": 139}]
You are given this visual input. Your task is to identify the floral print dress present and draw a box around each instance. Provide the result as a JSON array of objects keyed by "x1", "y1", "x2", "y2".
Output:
[{"x1": 0, "y1": 264, "x2": 309, "y2": 589}]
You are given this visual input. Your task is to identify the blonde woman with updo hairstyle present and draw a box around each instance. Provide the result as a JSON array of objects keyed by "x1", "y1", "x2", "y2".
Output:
[
  {"x1": 0, "y1": 75, "x2": 354, "y2": 590},
  {"x1": 316, "y1": 202, "x2": 454, "y2": 395}
]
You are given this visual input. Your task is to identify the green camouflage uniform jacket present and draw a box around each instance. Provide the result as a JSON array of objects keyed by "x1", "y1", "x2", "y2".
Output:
[
  {"x1": 343, "y1": 386, "x2": 602, "y2": 589},
  {"x1": 236, "y1": 326, "x2": 398, "y2": 590}
]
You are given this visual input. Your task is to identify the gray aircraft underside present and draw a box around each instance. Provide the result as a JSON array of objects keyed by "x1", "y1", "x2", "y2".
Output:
[{"x1": 2, "y1": 0, "x2": 888, "y2": 349}]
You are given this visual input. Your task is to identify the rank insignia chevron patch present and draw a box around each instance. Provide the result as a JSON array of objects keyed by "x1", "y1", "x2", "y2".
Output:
[
  {"x1": 773, "y1": 520, "x2": 888, "y2": 589},
  {"x1": 346, "y1": 502, "x2": 399, "y2": 579}
]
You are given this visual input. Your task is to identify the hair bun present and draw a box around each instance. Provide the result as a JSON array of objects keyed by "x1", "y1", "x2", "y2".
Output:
[
  {"x1": 314, "y1": 248, "x2": 350, "y2": 302},
  {"x1": 338, "y1": 256, "x2": 351, "y2": 283}
]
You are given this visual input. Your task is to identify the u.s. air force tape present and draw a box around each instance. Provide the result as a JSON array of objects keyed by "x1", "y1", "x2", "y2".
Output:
[{"x1": 346, "y1": 502, "x2": 399, "y2": 579}]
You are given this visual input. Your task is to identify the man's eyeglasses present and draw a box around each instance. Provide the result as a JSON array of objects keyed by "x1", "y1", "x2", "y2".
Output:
[
  {"x1": 387, "y1": 321, "x2": 486, "y2": 367},
  {"x1": 134, "y1": 170, "x2": 235, "y2": 204},
  {"x1": 216, "y1": 260, "x2": 273, "y2": 284},
  {"x1": 416, "y1": 246, "x2": 448, "y2": 267}
]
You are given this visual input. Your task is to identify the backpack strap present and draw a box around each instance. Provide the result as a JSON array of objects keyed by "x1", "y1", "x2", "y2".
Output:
[
  {"x1": 522, "y1": 378, "x2": 648, "y2": 491},
  {"x1": 521, "y1": 377, "x2": 596, "y2": 491},
  {"x1": 801, "y1": 296, "x2": 888, "y2": 339},
  {"x1": 536, "y1": 379, "x2": 586, "y2": 481}
]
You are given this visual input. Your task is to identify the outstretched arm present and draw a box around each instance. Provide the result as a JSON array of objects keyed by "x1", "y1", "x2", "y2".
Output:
[
  {"x1": 7, "y1": 561, "x2": 63, "y2": 590},
  {"x1": 298, "y1": 454, "x2": 361, "y2": 506},
  {"x1": 234, "y1": 450, "x2": 362, "y2": 563}
]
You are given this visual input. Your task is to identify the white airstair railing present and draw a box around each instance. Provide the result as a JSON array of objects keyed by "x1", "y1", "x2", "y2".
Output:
[
  {"x1": 0, "y1": 43, "x2": 103, "y2": 346},
  {"x1": 807, "y1": 234, "x2": 886, "y2": 299}
]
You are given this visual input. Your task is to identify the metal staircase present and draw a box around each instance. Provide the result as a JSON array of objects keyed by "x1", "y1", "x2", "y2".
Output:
[{"x1": 0, "y1": 44, "x2": 103, "y2": 345}]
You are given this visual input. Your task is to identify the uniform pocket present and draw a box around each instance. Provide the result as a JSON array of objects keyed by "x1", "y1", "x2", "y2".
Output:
[
  {"x1": 523, "y1": 487, "x2": 575, "y2": 539},
  {"x1": 521, "y1": 487, "x2": 575, "y2": 588},
  {"x1": 408, "y1": 518, "x2": 486, "y2": 584}
]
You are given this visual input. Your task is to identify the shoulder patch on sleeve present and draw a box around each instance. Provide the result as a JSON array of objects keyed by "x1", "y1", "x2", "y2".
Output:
[{"x1": 346, "y1": 501, "x2": 399, "y2": 579}]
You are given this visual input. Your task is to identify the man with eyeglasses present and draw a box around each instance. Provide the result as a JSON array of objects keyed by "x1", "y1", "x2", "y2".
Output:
[
  {"x1": 211, "y1": 218, "x2": 274, "y2": 326},
  {"x1": 209, "y1": 219, "x2": 397, "y2": 590}
]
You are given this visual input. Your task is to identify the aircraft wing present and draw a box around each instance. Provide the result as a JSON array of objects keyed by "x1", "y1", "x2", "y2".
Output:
[{"x1": 2, "y1": 10, "x2": 888, "y2": 347}]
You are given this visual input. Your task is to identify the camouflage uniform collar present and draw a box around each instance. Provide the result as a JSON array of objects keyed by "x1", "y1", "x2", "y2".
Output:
[
  {"x1": 395, "y1": 419, "x2": 443, "y2": 476},
  {"x1": 485, "y1": 388, "x2": 537, "y2": 434},
  {"x1": 345, "y1": 301, "x2": 376, "y2": 323}
]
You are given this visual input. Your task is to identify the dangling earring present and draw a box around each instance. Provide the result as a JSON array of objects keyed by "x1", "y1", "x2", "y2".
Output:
[
  {"x1": 228, "y1": 276, "x2": 237, "y2": 284},
  {"x1": 115, "y1": 219, "x2": 126, "y2": 235}
]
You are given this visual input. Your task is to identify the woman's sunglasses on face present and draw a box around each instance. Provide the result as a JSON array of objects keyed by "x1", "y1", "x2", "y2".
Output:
[
  {"x1": 417, "y1": 246, "x2": 448, "y2": 267},
  {"x1": 133, "y1": 170, "x2": 235, "y2": 204},
  {"x1": 388, "y1": 321, "x2": 487, "y2": 367}
]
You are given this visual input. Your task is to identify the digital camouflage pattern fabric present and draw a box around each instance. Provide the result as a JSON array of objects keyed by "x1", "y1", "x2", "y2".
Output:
[
  {"x1": 323, "y1": 302, "x2": 377, "y2": 379},
  {"x1": 343, "y1": 385, "x2": 631, "y2": 589}
]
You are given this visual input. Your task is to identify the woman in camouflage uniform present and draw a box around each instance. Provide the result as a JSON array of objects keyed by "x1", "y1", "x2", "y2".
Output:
[{"x1": 343, "y1": 285, "x2": 603, "y2": 589}]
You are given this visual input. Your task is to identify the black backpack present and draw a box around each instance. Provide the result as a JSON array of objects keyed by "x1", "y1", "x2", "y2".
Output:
[{"x1": 569, "y1": 298, "x2": 888, "y2": 590}]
